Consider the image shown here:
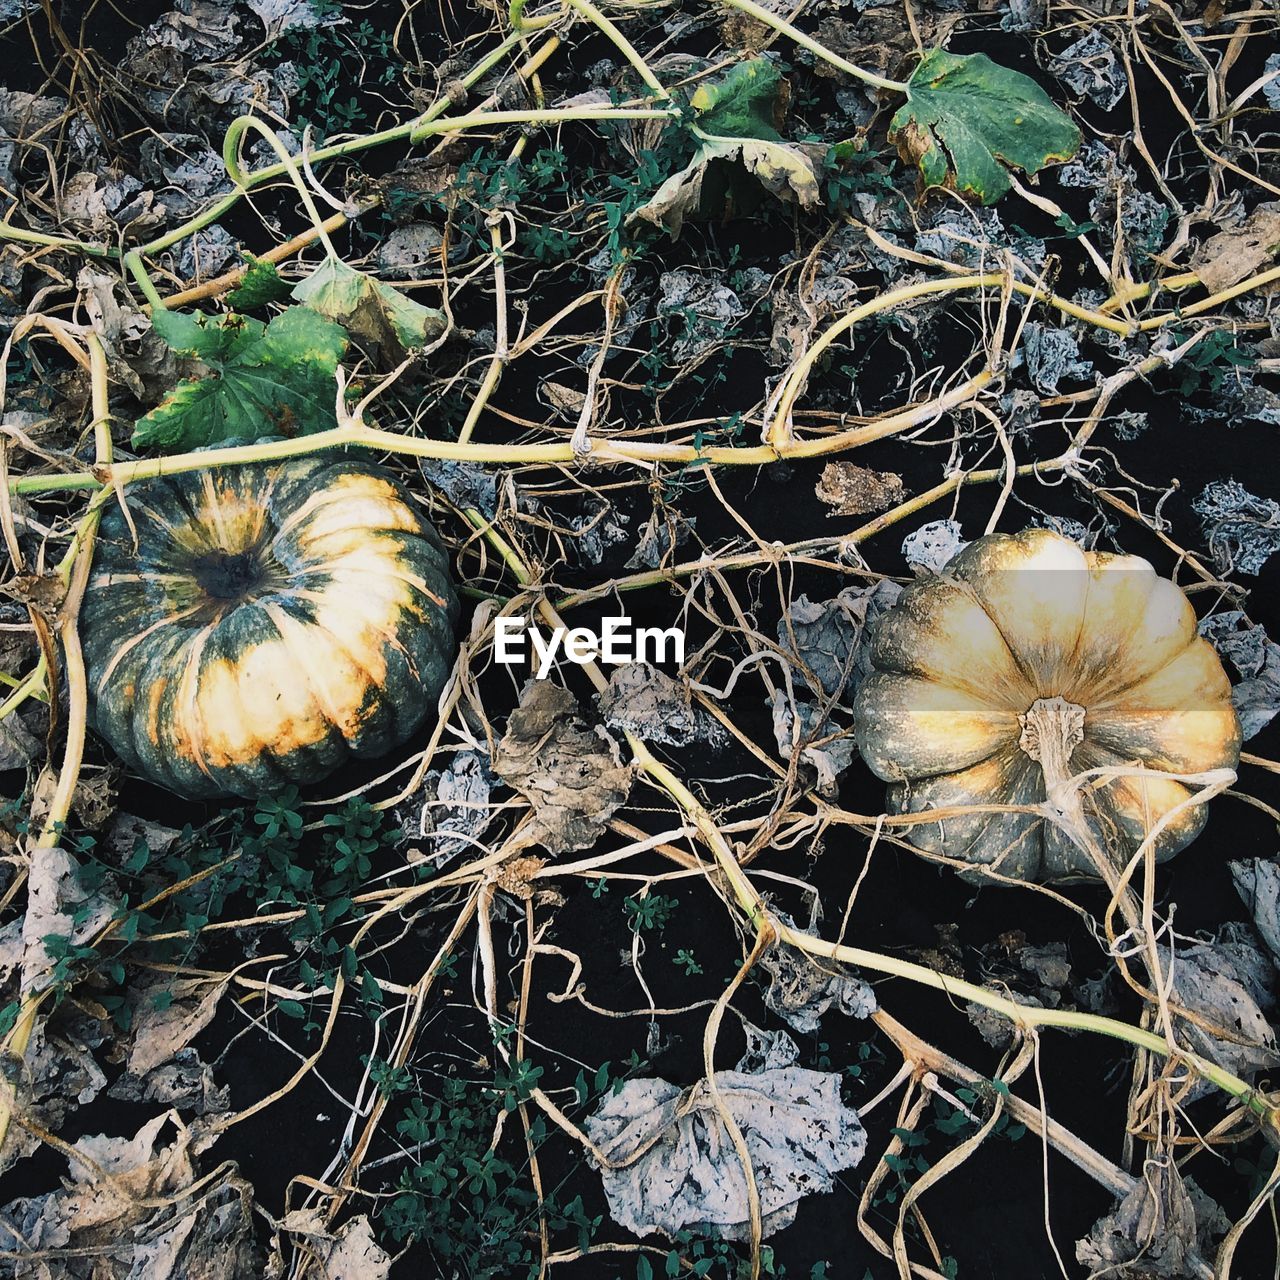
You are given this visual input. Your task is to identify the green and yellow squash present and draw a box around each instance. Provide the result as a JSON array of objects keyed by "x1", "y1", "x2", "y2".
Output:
[
  {"x1": 81, "y1": 456, "x2": 459, "y2": 798},
  {"x1": 853, "y1": 529, "x2": 1241, "y2": 883}
]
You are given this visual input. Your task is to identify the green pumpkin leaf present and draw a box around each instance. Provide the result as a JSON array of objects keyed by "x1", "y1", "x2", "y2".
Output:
[
  {"x1": 133, "y1": 305, "x2": 349, "y2": 451},
  {"x1": 634, "y1": 59, "x2": 820, "y2": 238},
  {"x1": 147, "y1": 304, "x2": 223, "y2": 357},
  {"x1": 227, "y1": 253, "x2": 292, "y2": 309},
  {"x1": 292, "y1": 257, "x2": 446, "y2": 364},
  {"x1": 690, "y1": 58, "x2": 783, "y2": 141},
  {"x1": 889, "y1": 48, "x2": 1081, "y2": 205}
]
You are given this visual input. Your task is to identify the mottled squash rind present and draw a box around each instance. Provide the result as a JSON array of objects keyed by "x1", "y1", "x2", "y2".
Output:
[
  {"x1": 853, "y1": 528, "x2": 1241, "y2": 883},
  {"x1": 82, "y1": 456, "x2": 460, "y2": 799}
]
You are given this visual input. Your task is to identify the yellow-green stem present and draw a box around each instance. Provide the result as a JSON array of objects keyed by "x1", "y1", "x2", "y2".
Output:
[
  {"x1": 0, "y1": 333, "x2": 113, "y2": 1157},
  {"x1": 715, "y1": 0, "x2": 908, "y2": 92},
  {"x1": 8, "y1": 373, "x2": 990, "y2": 496},
  {"x1": 561, "y1": 0, "x2": 673, "y2": 100},
  {"x1": 633, "y1": 742, "x2": 1275, "y2": 1126},
  {"x1": 222, "y1": 117, "x2": 341, "y2": 259}
]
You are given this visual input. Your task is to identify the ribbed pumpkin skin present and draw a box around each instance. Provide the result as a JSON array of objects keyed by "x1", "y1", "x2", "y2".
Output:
[
  {"x1": 853, "y1": 529, "x2": 1241, "y2": 883},
  {"x1": 82, "y1": 456, "x2": 459, "y2": 798}
]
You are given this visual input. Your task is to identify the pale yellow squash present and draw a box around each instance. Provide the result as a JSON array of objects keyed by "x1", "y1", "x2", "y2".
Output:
[{"x1": 853, "y1": 529, "x2": 1241, "y2": 883}]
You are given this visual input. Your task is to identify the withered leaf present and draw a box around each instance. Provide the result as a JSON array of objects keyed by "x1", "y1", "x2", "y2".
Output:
[
  {"x1": 814, "y1": 462, "x2": 906, "y2": 517},
  {"x1": 0, "y1": 1114, "x2": 257, "y2": 1276},
  {"x1": 585, "y1": 1066, "x2": 866, "y2": 1241},
  {"x1": 1190, "y1": 201, "x2": 1280, "y2": 294},
  {"x1": 126, "y1": 975, "x2": 228, "y2": 1077},
  {"x1": 493, "y1": 680, "x2": 633, "y2": 853}
]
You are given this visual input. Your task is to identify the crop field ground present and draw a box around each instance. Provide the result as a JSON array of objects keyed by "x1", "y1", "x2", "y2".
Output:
[{"x1": 2, "y1": 0, "x2": 1280, "y2": 1277}]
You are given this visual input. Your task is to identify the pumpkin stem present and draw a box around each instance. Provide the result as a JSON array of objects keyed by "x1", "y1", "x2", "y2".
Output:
[
  {"x1": 1020, "y1": 697, "x2": 1158, "y2": 954},
  {"x1": 1018, "y1": 695, "x2": 1086, "y2": 815}
]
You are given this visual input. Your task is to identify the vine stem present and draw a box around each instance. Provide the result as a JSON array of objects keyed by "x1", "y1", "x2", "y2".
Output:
[
  {"x1": 0, "y1": 658, "x2": 47, "y2": 721},
  {"x1": 715, "y1": 0, "x2": 909, "y2": 92},
  {"x1": 406, "y1": 104, "x2": 675, "y2": 144},
  {"x1": 766, "y1": 273, "x2": 1128, "y2": 447},
  {"x1": 560, "y1": 0, "x2": 672, "y2": 100},
  {"x1": 6, "y1": 371, "x2": 991, "y2": 497},
  {"x1": 455, "y1": 35, "x2": 554, "y2": 451},
  {"x1": 0, "y1": 333, "x2": 112, "y2": 1159},
  {"x1": 160, "y1": 206, "x2": 362, "y2": 311},
  {"x1": 634, "y1": 751, "x2": 1275, "y2": 1127},
  {"x1": 222, "y1": 117, "x2": 343, "y2": 260}
]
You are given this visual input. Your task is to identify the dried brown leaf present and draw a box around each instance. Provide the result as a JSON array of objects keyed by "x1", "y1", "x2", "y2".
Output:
[
  {"x1": 0, "y1": 1114, "x2": 257, "y2": 1277},
  {"x1": 275, "y1": 1210, "x2": 392, "y2": 1280},
  {"x1": 493, "y1": 680, "x2": 634, "y2": 853},
  {"x1": 126, "y1": 976, "x2": 228, "y2": 1077},
  {"x1": 814, "y1": 462, "x2": 906, "y2": 516},
  {"x1": 1190, "y1": 202, "x2": 1280, "y2": 294}
]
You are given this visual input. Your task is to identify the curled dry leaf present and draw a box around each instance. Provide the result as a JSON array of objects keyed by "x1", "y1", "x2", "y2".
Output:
[
  {"x1": 2, "y1": 571, "x2": 67, "y2": 622},
  {"x1": 376, "y1": 223, "x2": 448, "y2": 272},
  {"x1": 585, "y1": 1066, "x2": 867, "y2": 1241},
  {"x1": 1048, "y1": 29, "x2": 1127, "y2": 111},
  {"x1": 1200, "y1": 610, "x2": 1280, "y2": 740},
  {"x1": 1230, "y1": 857, "x2": 1280, "y2": 962},
  {"x1": 0, "y1": 919, "x2": 20, "y2": 987},
  {"x1": 624, "y1": 509, "x2": 694, "y2": 570},
  {"x1": 103, "y1": 812, "x2": 183, "y2": 864},
  {"x1": 1075, "y1": 1157, "x2": 1228, "y2": 1279},
  {"x1": 273, "y1": 1210, "x2": 391, "y2": 1280},
  {"x1": 0, "y1": 1113, "x2": 257, "y2": 1278},
  {"x1": 779, "y1": 588, "x2": 876, "y2": 701},
  {"x1": 1190, "y1": 201, "x2": 1280, "y2": 294},
  {"x1": 657, "y1": 269, "x2": 748, "y2": 363},
  {"x1": 597, "y1": 662, "x2": 725, "y2": 749},
  {"x1": 78, "y1": 267, "x2": 177, "y2": 401},
  {"x1": 900, "y1": 518, "x2": 968, "y2": 573},
  {"x1": 108, "y1": 1048, "x2": 230, "y2": 1117},
  {"x1": 1166, "y1": 925, "x2": 1279, "y2": 1098},
  {"x1": 493, "y1": 680, "x2": 634, "y2": 853},
  {"x1": 129, "y1": 0, "x2": 244, "y2": 61},
  {"x1": 770, "y1": 693, "x2": 856, "y2": 797},
  {"x1": 758, "y1": 925, "x2": 876, "y2": 1034},
  {"x1": 778, "y1": 580, "x2": 902, "y2": 706},
  {"x1": 1020, "y1": 321, "x2": 1094, "y2": 394},
  {"x1": 0, "y1": 710, "x2": 42, "y2": 773},
  {"x1": 419, "y1": 458, "x2": 497, "y2": 517},
  {"x1": 814, "y1": 462, "x2": 906, "y2": 517},
  {"x1": 539, "y1": 378, "x2": 587, "y2": 420},
  {"x1": 0, "y1": 1017, "x2": 108, "y2": 1174},
  {"x1": 1192, "y1": 479, "x2": 1280, "y2": 577},
  {"x1": 57, "y1": 169, "x2": 165, "y2": 237},
  {"x1": 125, "y1": 975, "x2": 228, "y2": 1077},
  {"x1": 69, "y1": 771, "x2": 116, "y2": 832},
  {"x1": 244, "y1": 0, "x2": 342, "y2": 36},
  {"x1": 1016, "y1": 941, "x2": 1073, "y2": 991},
  {"x1": 21, "y1": 846, "x2": 113, "y2": 1001},
  {"x1": 401, "y1": 748, "x2": 496, "y2": 864},
  {"x1": 632, "y1": 137, "x2": 821, "y2": 239}
]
